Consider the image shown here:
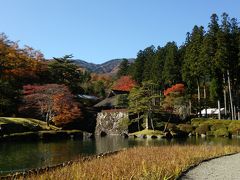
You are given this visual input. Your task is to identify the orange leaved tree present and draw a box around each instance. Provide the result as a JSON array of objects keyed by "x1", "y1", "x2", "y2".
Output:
[
  {"x1": 20, "y1": 84, "x2": 81, "y2": 126},
  {"x1": 112, "y1": 76, "x2": 137, "y2": 92},
  {"x1": 52, "y1": 93, "x2": 81, "y2": 126}
]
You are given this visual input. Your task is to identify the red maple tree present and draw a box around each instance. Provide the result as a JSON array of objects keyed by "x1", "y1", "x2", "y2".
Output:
[
  {"x1": 112, "y1": 76, "x2": 137, "y2": 92},
  {"x1": 164, "y1": 83, "x2": 185, "y2": 96}
]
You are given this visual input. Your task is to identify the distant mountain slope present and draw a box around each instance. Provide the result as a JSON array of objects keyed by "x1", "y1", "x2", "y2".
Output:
[{"x1": 73, "y1": 58, "x2": 135, "y2": 74}]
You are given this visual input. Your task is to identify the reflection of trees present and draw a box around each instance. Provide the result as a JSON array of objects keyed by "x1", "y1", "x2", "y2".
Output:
[
  {"x1": 36, "y1": 140, "x2": 97, "y2": 166},
  {"x1": 0, "y1": 140, "x2": 97, "y2": 174},
  {"x1": 95, "y1": 136, "x2": 129, "y2": 154},
  {"x1": 2, "y1": 137, "x2": 240, "y2": 175},
  {"x1": 0, "y1": 142, "x2": 42, "y2": 172}
]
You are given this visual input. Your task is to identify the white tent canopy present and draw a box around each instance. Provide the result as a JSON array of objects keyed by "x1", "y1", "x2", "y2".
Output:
[{"x1": 200, "y1": 108, "x2": 225, "y2": 116}]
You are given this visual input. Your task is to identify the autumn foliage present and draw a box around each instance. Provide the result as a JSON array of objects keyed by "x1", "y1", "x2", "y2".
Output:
[
  {"x1": 164, "y1": 83, "x2": 185, "y2": 96},
  {"x1": 112, "y1": 76, "x2": 137, "y2": 92},
  {"x1": 0, "y1": 34, "x2": 46, "y2": 82},
  {"x1": 52, "y1": 93, "x2": 81, "y2": 126},
  {"x1": 20, "y1": 84, "x2": 81, "y2": 126}
]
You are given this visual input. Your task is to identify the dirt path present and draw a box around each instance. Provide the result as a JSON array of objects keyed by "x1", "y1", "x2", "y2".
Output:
[{"x1": 181, "y1": 153, "x2": 240, "y2": 180}]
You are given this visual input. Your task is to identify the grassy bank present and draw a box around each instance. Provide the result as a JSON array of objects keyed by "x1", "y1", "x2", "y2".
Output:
[
  {"x1": 21, "y1": 145, "x2": 240, "y2": 180},
  {"x1": 0, "y1": 117, "x2": 60, "y2": 135},
  {"x1": 0, "y1": 130, "x2": 83, "y2": 142},
  {"x1": 130, "y1": 129, "x2": 164, "y2": 136},
  {"x1": 0, "y1": 117, "x2": 85, "y2": 142}
]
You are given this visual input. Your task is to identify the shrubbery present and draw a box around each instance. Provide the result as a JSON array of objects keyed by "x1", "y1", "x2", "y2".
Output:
[
  {"x1": 228, "y1": 122, "x2": 240, "y2": 135},
  {"x1": 214, "y1": 128, "x2": 229, "y2": 137},
  {"x1": 195, "y1": 124, "x2": 210, "y2": 135},
  {"x1": 177, "y1": 124, "x2": 193, "y2": 133},
  {"x1": 210, "y1": 123, "x2": 226, "y2": 131},
  {"x1": 191, "y1": 118, "x2": 240, "y2": 137},
  {"x1": 166, "y1": 123, "x2": 178, "y2": 131}
]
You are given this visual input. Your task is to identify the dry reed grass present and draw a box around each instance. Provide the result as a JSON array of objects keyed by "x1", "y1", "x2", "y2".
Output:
[{"x1": 23, "y1": 145, "x2": 240, "y2": 180}]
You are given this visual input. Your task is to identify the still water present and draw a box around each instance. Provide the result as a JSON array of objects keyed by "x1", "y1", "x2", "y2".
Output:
[{"x1": 1, "y1": 136, "x2": 240, "y2": 175}]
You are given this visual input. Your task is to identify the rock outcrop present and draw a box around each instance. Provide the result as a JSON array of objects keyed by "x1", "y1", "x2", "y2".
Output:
[{"x1": 95, "y1": 110, "x2": 128, "y2": 135}]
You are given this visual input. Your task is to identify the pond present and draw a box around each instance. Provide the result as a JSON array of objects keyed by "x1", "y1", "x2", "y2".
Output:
[{"x1": 1, "y1": 136, "x2": 240, "y2": 176}]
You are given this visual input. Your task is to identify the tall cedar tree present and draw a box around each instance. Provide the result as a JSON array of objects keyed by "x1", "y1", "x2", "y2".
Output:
[
  {"x1": 182, "y1": 26, "x2": 205, "y2": 114},
  {"x1": 162, "y1": 42, "x2": 181, "y2": 86},
  {"x1": 151, "y1": 46, "x2": 165, "y2": 84}
]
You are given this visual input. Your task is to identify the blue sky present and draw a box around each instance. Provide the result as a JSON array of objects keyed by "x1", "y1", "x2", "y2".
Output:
[{"x1": 0, "y1": 1, "x2": 239, "y2": 64}]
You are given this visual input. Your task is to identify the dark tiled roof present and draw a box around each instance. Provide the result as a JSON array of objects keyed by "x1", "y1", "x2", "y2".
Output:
[{"x1": 94, "y1": 95, "x2": 118, "y2": 108}]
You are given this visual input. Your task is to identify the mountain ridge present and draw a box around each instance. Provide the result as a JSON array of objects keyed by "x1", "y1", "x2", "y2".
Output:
[{"x1": 73, "y1": 58, "x2": 135, "y2": 74}]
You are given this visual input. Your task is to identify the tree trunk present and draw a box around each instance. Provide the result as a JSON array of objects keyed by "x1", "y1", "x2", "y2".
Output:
[
  {"x1": 227, "y1": 70, "x2": 234, "y2": 120},
  {"x1": 224, "y1": 89, "x2": 227, "y2": 116},
  {"x1": 197, "y1": 79, "x2": 201, "y2": 117},
  {"x1": 164, "y1": 113, "x2": 172, "y2": 132},
  {"x1": 46, "y1": 112, "x2": 49, "y2": 126},
  {"x1": 150, "y1": 112, "x2": 154, "y2": 131},
  {"x1": 223, "y1": 74, "x2": 227, "y2": 116},
  {"x1": 160, "y1": 91, "x2": 162, "y2": 106},
  {"x1": 189, "y1": 99, "x2": 192, "y2": 115},
  {"x1": 203, "y1": 82, "x2": 207, "y2": 117},
  {"x1": 234, "y1": 106, "x2": 236, "y2": 120},
  {"x1": 137, "y1": 113, "x2": 140, "y2": 131},
  {"x1": 145, "y1": 114, "x2": 149, "y2": 130},
  {"x1": 218, "y1": 100, "x2": 221, "y2": 120}
]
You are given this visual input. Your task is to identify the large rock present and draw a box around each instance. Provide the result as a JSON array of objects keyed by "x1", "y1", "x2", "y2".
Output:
[{"x1": 95, "y1": 111, "x2": 128, "y2": 135}]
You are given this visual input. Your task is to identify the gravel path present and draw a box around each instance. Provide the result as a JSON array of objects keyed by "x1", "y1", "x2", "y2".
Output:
[{"x1": 181, "y1": 153, "x2": 240, "y2": 180}]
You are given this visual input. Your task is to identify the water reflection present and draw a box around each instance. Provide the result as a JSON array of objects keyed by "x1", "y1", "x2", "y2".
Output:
[
  {"x1": 1, "y1": 136, "x2": 240, "y2": 175},
  {"x1": 94, "y1": 135, "x2": 129, "y2": 154}
]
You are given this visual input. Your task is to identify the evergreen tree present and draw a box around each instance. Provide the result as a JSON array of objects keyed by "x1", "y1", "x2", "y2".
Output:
[
  {"x1": 48, "y1": 55, "x2": 84, "y2": 94},
  {"x1": 128, "y1": 86, "x2": 145, "y2": 131},
  {"x1": 0, "y1": 80, "x2": 18, "y2": 116},
  {"x1": 162, "y1": 42, "x2": 181, "y2": 86},
  {"x1": 132, "y1": 50, "x2": 145, "y2": 83},
  {"x1": 182, "y1": 26, "x2": 205, "y2": 115},
  {"x1": 117, "y1": 59, "x2": 129, "y2": 78},
  {"x1": 131, "y1": 46, "x2": 156, "y2": 83},
  {"x1": 151, "y1": 46, "x2": 165, "y2": 84},
  {"x1": 142, "y1": 46, "x2": 156, "y2": 81},
  {"x1": 128, "y1": 81, "x2": 160, "y2": 130},
  {"x1": 229, "y1": 17, "x2": 240, "y2": 106},
  {"x1": 201, "y1": 13, "x2": 228, "y2": 118}
]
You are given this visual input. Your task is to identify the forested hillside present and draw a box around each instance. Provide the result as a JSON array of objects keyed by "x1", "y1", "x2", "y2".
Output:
[{"x1": 120, "y1": 13, "x2": 240, "y2": 119}]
